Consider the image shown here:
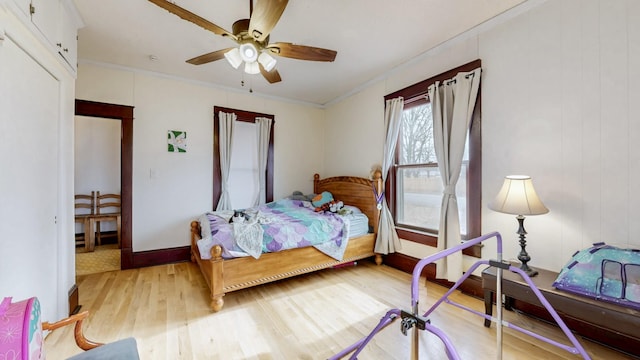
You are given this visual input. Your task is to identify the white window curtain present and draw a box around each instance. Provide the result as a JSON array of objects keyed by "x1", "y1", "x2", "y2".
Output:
[
  {"x1": 216, "y1": 111, "x2": 236, "y2": 211},
  {"x1": 375, "y1": 97, "x2": 404, "y2": 254},
  {"x1": 254, "y1": 117, "x2": 272, "y2": 206},
  {"x1": 428, "y1": 67, "x2": 481, "y2": 282}
]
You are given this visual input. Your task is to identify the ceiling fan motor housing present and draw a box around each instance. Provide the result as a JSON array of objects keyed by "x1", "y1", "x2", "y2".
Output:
[{"x1": 232, "y1": 19, "x2": 250, "y2": 36}]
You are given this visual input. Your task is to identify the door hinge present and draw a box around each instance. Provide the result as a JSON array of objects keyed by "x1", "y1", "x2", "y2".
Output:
[{"x1": 29, "y1": 3, "x2": 35, "y2": 16}]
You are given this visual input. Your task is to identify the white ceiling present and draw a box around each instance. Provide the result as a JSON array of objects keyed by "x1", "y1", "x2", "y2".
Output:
[{"x1": 73, "y1": 0, "x2": 525, "y2": 106}]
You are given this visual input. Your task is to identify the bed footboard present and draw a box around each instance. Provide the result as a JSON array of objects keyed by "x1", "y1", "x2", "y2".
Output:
[
  {"x1": 190, "y1": 220, "x2": 225, "y2": 311},
  {"x1": 208, "y1": 245, "x2": 225, "y2": 312}
]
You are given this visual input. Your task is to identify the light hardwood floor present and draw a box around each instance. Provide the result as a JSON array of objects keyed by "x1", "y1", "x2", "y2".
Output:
[{"x1": 45, "y1": 260, "x2": 635, "y2": 359}]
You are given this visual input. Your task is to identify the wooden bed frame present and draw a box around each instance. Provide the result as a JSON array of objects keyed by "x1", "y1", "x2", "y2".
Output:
[{"x1": 190, "y1": 171, "x2": 383, "y2": 312}]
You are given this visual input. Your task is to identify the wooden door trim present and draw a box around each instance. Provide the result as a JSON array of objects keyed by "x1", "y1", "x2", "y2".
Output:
[{"x1": 75, "y1": 99, "x2": 134, "y2": 269}]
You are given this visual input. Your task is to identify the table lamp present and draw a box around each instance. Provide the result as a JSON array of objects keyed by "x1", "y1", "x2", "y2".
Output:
[{"x1": 488, "y1": 175, "x2": 549, "y2": 276}]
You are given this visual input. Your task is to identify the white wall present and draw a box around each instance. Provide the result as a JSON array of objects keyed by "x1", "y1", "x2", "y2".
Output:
[
  {"x1": 324, "y1": 82, "x2": 386, "y2": 178},
  {"x1": 75, "y1": 63, "x2": 326, "y2": 252},
  {"x1": 481, "y1": 0, "x2": 640, "y2": 270},
  {"x1": 74, "y1": 116, "x2": 121, "y2": 195},
  {"x1": 324, "y1": 0, "x2": 640, "y2": 272}
]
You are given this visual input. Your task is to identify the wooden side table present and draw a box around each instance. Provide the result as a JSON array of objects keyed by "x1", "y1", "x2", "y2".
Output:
[
  {"x1": 481, "y1": 264, "x2": 557, "y2": 327},
  {"x1": 480, "y1": 264, "x2": 640, "y2": 356}
]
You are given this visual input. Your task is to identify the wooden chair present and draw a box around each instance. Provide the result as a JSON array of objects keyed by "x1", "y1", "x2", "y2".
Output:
[
  {"x1": 91, "y1": 191, "x2": 122, "y2": 248},
  {"x1": 74, "y1": 192, "x2": 95, "y2": 252},
  {"x1": 44, "y1": 311, "x2": 139, "y2": 359},
  {"x1": 42, "y1": 311, "x2": 103, "y2": 351},
  {"x1": 1, "y1": 297, "x2": 138, "y2": 359}
]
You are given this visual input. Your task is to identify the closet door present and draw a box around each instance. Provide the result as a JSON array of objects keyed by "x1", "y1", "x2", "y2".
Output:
[{"x1": 0, "y1": 35, "x2": 59, "y2": 320}]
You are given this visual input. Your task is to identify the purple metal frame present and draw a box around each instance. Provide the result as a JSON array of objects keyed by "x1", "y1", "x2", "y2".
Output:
[{"x1": 329, "y1": 232, "x2": 591, "y2": 360}]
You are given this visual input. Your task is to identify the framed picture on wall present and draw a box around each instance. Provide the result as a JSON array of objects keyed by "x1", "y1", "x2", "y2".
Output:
[{"x1": 168, "y1": 130, "x2": 187, "y2": 153}]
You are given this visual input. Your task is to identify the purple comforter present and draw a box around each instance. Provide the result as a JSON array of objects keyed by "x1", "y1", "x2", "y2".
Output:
[{"x1": 197, "y1": 199, "x2": 349, "y2": 260}]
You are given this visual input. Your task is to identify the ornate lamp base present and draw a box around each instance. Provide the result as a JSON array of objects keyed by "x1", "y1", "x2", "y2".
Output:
[{"x1": 516, "y1": 215, "x2": 538, "y2": 277}]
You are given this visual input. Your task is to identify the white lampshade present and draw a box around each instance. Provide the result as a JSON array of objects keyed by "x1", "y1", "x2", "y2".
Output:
[
  {"x1": 488, "y1": 175, "x2": 549, "y2": 216},
  {"x1": 224, "y1": 48, "x2": 242, "y2": 69},
  {"x1": 239, "y1": 43, "x2": 258, "y2": 63},
  {"x1": 258, "y1": 52, "x2": 277, "y2": 72},
  {"x1": 244, "y1": 61, "x2": 260, "y2": 74},
  {"x1": 225, "y1": 43, "x2": 271, "y2": 75}
]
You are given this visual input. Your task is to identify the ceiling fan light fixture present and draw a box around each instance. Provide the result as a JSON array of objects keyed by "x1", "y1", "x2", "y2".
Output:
[
  {"x1": 224, "y1": 48, "x2": 242, "y2": 69},
  {"x1": 244, "y1": 61, "x2": 260, "y2": 74},
  {"x1": 239, "y1": 43, "x2": 258, "y2": 63},
  {"x1": 258, "y1": 52, "x2": 277, "y2": 72}
]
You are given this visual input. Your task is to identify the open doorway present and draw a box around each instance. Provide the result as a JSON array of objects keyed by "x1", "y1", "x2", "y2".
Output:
[
  {"x1": 74, "y1": 115, "x2": 121, "y2": 274},
  {"x1": 75, "y1": 99, "x2": 134, "y2": 270}
]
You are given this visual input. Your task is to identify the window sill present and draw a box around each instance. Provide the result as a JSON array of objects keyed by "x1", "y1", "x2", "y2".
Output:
[{"x1": 396, "y1": 228, "x2": 482, "y2": 258}]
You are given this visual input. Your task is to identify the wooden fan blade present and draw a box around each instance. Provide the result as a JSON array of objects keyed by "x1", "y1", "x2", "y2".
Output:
[
  {"x1": 148, "y1": 0, "x2": 236, "y2": 40},
  {"x1": 259, "y1": 63, "x2": 282, "y2": 83},
  {"x1": 248, "y1": 0, "x2": 289, "y2": 42},
  {"x1": 266, "y1": 43, "x2": 337, "y2": 62},
  {"x1": 186, "y1": 48, "x2": 235, "y2": 65}
]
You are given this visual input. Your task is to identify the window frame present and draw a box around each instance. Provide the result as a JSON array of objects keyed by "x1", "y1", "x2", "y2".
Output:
[{"x1": 384, "y1": 60, "x2": 481, "y2": 256}]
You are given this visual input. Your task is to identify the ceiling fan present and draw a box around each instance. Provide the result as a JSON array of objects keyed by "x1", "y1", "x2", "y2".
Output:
[{"x1": 147, "y1": 0, "x2": 338, "y2": 84}]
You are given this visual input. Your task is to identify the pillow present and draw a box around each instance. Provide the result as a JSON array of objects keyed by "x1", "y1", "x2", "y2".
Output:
[
  {"x1": 311, "y1": 191, "x2": 333, "y2": 208},
  {"x1": 342, "y1": 205, "x2": 362, "y2": 214},
  {"x1": 289, "y1": 191, "x2": 316, "y2": 201}
]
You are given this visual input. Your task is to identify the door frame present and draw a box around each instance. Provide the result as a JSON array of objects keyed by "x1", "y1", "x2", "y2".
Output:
[{"x1": 75, "y1": 99, "x2": 134, "y2": 269}]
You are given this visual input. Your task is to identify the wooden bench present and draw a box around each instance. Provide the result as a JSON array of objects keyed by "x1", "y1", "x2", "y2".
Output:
[{"x1": 482, "y1": 265, "x2": 640, "y2": 357}]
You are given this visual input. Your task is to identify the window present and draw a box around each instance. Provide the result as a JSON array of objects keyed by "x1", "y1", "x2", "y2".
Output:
[
  {"x1": 385, "y1": 60, "x2": 481, "y2": 251},
  {"x1": 395, "y1": 102, "x2": 470, "y2": 233},
  {"x1": 212, "y1": 106, "x2": 274, "y2": 209}
]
